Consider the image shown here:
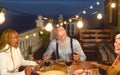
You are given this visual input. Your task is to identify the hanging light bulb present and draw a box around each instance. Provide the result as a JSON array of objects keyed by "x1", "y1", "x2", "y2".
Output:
[
  {"x1": 25, "y1": 35, "x2": 29, "y2": 39},
  {"x1": 33, "y1": 33, "x2": 36, "y2": 37},
  {"x1": 69, "y1": 19, "x2": 72, "y2": 22},
  {"x1": 77, "y1": 18, "x2": 83, "y2": 28},
  {"x1": 0, "y1": 12, "x2": 5, "y2": 24},
  {"x1": 96, "y1": 1, "x2": 100, "y2": 5},
  {"x1": 0, "y1": 8, "x2": 6, "y2": 24},
  {"x1": 45, "y1": 19, "x2": 53, "y2": 32},
  {"x1": 64, "y1": 21, "x2": 67, "y2": 25},
  {"x1": 111, "y1": 2, "x2": 116, "y2": 8},
  {"x1": 40, "y1": 31, "x2": 43, "y2": 35},
  {"x1": 60, "y1": 22, "x2": 63, "y2": 26},
  {"x1": 45, "y1": 22, "x2": 53, "y2": 31},
  {"x1": 97, "y1": 13, "x2": 102, "y2": 20},
  {"x1": 97, "y1": 10, "x2": 103, "y2": 20},
  {"x1": 75, "y1": 15, "x2": 79, "y2": 19},
  {"x1": 56, "y1": 24, "x2": 60, "y2": 27},
  {"x1": 90, "y1": 5, "x2": 93, "y2": 9},
  {"x1": 83, "y1": 10, "x2": 86, "y2": 14}
]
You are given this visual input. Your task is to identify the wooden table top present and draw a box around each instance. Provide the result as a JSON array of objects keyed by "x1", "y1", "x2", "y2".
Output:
[{"x1": 37, "y1": 61, "x2": 100, "y2": 75}]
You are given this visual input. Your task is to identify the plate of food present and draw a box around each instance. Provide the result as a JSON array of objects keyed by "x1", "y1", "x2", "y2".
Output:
[{"x1": 73, "y1": 68, "x2": 95, "y2": 75}]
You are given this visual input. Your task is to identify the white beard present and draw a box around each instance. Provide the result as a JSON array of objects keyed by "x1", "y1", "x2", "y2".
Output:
[{"x1": 58, "y1": 37, "x2": 70, "y2": 50}]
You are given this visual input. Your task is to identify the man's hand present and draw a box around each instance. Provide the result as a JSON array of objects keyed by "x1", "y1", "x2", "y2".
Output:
[
  {"x1": 73, "y1": 52, "x2": 80, "y2": 63},
  {"x1": 44, "y1": 55, "x2": 52, "y2": 61}
]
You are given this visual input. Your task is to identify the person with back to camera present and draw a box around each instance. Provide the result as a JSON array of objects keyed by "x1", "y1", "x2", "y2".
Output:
[
  {"x1": 0, "y1": 29, "x2": 39, "y2": 75},
  {"x1": 90, "y1": 34, "x2": 120, "y2": 75},
  {"x1": 43, "y1": 26, "x2": 86, "y2": 63}
]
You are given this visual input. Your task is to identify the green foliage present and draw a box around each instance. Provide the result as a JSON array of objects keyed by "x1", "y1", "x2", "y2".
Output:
[{"x1": 39, "y1": 30, "x2": 50, "y2": 48}]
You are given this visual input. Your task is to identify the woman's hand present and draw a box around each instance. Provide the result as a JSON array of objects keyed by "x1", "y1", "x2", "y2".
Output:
[
  {"x1": 90, "y1": 61, "x2": 100, "y2": 68},
  {"x1": 25, "y1": 66, "x2": 33, "y2": 75}
]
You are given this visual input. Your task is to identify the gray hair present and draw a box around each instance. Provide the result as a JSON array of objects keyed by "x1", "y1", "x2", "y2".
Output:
[
  {"x1": 55, "y1": 26, "x2": 66, "y2": 33},
  {"x1": 115, "y1": 34, "x2": 120, "y2": 40}
]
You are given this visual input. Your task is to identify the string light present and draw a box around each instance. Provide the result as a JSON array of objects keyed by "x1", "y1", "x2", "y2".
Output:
[
  {"x1": 75, "y1": 15, "x2": 79, "y2": 19},
  {"x1": 45, "y1": 19, "x2": 53, "y2": 32},
  {"x1": 69, "y1": 19, "x2": 72, "y2": 22},
  {"x1": 111, "y1": 2, "x2": 116, "y2": 8},
  {"x1": 25, "y1": 35, "x2": 29, "y2": 39},
  {"x1": 90, "y1": 6, "x2": 93, "y2": 9},
  {"x1": 61, "y1": 0, "x2": 116, "y2": 29},
  {"x1": 56, "y1": 24, "x2": 60, "y2": 27},
  {"x1": 63, "y1": 21, "x2": 67, "y2": 25},
  {"x1": 45, "y1": 22, "x2": 53, "y2": 31},
  {"x1": 60, "y1": 0, "x2": 103, "y2": 29},
  {"x1": 60, "y1": 22, "x2": 63, "y2": 26},
  {"x1": 82, "y1": 10, "x2": 86, "y2": 14},
  {"x1": 77, "y1": 18, "x2": 83, "y2": 28},
  {"x1": 0, "y1": 7, "x2": 6, "y2": 24},
  {"x1": 0, "y1": 12, "x2": 5, "y2": 24},
  {"x1": 40, "y1": 31, "x2": 43, "y2": 35},
  {"x1": 97, "y1": 12, "x2": 102, "y2": 20},
  {"x1": 0, "y1": 0, "x2": 105, "y2": 29},
  {"x1": 33, "y1": 33, "x2": 36, "y2": 37},
  {"x1": 96, "y1": 1, "x2": 100, "y2": 5}
]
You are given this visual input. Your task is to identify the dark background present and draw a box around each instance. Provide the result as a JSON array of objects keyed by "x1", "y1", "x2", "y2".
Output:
[{"x1": 0, "y1": 0, "x2": 104, "y2": 34}]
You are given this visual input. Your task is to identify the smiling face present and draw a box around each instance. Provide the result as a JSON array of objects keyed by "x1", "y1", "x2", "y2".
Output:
[
  {"x1": 114, "y1": 39, "x2": 120, "y2": 56},
  {"x1": 56, "y1": 30, "x2": 67, "y2": 42},
  {"x1": 114, "y1": 34, "x2": 120, "y2": 56},
  {"x1": 10, "y1": 32, "x2": 20, "y2": 48},
  {"x1": 55, "y1": 27, "x2": 67, "y2": 42}
]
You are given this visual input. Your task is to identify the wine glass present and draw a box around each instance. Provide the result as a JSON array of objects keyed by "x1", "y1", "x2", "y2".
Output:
[
  {"x1": 28, "y1": 66, "x2": 39, "y2": 75},
  {"x1": 44, "y1": 61, "x2": 51, "y2": 71},
  {"x1": 73, "y1": 52, "x2": 80, "y2": 64},
  {"x1": 36, "y1": 59, "x2": 43, "y2": 69},
  {"x1": 65, "y1": 60, "x2": 73, "y2": 75},
  {"x1": 65, "y1": 60, "x2": 72, "y2": 66},
  {"x1": 44, "y1": 61, "x2": 51, "y2": 66}
]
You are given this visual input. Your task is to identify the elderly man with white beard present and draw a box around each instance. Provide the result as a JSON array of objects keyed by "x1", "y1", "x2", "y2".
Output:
[{"x1": 43, "y1": 27, "x2": 86, "y2": 62}]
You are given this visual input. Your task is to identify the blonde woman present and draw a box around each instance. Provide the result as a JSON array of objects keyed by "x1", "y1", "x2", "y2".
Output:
[
  {"x1": 0, "y1": 29, "x2": 37, "y2": 75},
  {"x1": 91, "y1": 34, "x2": 120, "y2": 75}
]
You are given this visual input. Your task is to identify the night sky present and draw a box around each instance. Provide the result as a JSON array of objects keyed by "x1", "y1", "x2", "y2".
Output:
[{"x1": 0, "y1": 0, "x2": 104, "y2": 34}]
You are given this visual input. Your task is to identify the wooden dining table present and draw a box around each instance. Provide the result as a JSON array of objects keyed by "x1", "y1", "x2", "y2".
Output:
[{"x1": 37, "y1": 61, "x2": 100, "y2": 75}]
